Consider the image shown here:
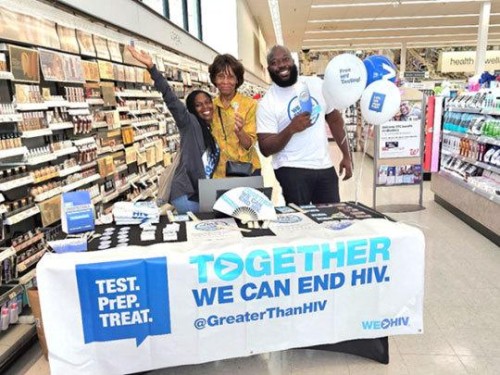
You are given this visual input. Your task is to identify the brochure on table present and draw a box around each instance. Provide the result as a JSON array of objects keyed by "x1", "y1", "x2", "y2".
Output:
[{"x1": 61, "y1": 191, "x2": 95, "y2": 234}]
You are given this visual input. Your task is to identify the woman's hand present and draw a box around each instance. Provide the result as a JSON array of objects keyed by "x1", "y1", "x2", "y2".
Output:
[
  {"x1": 127, "y1": 46, "x2": 154, "y2": 69},
  {"x1": 234, "y1": 113, "x2": 244, "y2": 134}
]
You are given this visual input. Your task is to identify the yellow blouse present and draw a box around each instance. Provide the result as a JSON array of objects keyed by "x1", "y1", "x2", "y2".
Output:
[{"x1": 211, "y1": 92, "x2": 261, "y2": 178}]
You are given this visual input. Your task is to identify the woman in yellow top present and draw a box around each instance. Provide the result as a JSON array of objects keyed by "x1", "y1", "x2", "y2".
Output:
[{"x1": 208, "y1": 54, "x2": 261, "y2": 178}]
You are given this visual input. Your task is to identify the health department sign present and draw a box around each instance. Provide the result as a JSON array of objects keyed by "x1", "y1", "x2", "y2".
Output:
[{"x1": 439, "y1": 51, "x2": 500, "y2": 73}]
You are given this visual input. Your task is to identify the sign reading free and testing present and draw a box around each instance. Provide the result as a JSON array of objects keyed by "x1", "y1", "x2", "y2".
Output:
[{"x1": 37, "y1": 220, "x2": 424, "y2": 375}]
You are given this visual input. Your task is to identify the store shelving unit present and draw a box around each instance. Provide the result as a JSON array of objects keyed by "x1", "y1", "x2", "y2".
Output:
[
  {"x1": 342, "y1": 105, "x2": 359, "y2": 152},
  {"x1": 431, "y1": 99, "x2": 500, "y2": 245}
]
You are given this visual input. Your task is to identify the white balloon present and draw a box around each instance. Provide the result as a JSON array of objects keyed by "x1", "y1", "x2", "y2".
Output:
[
  {"x1": 323, "y1": 54, "x2": 367, "y2": 110},
  {"x1": 360, "y1": 80, "x2": 401, "y2": 125}
]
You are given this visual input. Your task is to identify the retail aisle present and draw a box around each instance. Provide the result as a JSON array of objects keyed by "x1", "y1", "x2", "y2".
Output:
[{"x1": 10, "y1": 147, "x2": 500, "y2": 375}]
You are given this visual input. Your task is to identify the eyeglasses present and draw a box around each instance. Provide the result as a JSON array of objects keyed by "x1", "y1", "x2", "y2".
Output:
[{"x1": 215, "y1": 73, "x2": 237, "y2": 82}]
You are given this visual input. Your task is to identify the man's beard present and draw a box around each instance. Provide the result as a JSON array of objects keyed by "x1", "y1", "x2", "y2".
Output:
[{"x1": 269, "y1": 65, "x2": 298, "y2": 88}]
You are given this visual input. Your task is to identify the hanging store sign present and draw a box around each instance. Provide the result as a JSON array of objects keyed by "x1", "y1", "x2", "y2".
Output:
[
  {"x1": 438, "y1": 51, "x2": 500, "y2": 73},
  {"x1": 403, "y1": 71, "x2": 428, "y2": 80}
]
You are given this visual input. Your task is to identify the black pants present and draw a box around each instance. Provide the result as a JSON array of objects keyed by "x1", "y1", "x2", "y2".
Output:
[{"x1": 274, "y1": 167, "x2": 340, "y2": 205}]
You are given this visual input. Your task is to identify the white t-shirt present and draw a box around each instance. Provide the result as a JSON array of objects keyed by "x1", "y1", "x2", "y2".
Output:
[{"x1": 257, "y1": 76, "x2": 334, "y2": 170}]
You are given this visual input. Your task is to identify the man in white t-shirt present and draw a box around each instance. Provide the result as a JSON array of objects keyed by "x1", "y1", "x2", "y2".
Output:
[{"x1": 257, "y1": 45, "x2": 353, "y2": 205}]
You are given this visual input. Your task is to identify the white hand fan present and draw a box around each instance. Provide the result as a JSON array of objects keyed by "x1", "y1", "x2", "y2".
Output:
[{"x1": 213, "y1": 187, "x2": 277, "y2": 224}]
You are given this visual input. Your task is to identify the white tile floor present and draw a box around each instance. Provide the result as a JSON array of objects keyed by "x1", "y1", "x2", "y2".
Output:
[{"x1": 9, "y1": 147, "x2": 500, "y2": 375}]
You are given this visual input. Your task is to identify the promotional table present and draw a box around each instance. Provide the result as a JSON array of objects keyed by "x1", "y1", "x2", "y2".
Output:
[{"x1": 37, "y1": 203, "x2": 425, "y2": 375}]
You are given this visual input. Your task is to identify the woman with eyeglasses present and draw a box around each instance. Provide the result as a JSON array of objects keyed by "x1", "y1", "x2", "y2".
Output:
[
  {"x1": 208, "y1": 54, "x2": 261, "y2": 178},
  {"x1": 127, "y1": 46, "x2": 220, "y2": 213}
]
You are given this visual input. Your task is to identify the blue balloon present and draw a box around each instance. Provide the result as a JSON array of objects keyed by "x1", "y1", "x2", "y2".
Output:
[{"x1": 363, "y1": 55, "x2": 397, "y2": 86}]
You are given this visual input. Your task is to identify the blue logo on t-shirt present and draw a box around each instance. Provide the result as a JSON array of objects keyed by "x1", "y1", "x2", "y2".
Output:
[{"x1": 287, "y1": 96, "x2": 321, "y2": 124}]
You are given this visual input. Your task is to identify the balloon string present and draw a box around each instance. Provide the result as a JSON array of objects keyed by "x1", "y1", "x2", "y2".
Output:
[{"x1": 355, "y1": 123, "x2": 370, "y2": 205}]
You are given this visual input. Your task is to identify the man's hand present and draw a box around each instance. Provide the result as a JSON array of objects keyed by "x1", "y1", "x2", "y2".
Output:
[
  {"x1": 289, "y1": 112, "x2": 311, "y2": 134},
  {"x1": 127, "y1": 46, "x2": 154, "y2": 69},
  {"x1": 339, "y1": 156, "x2": 353, "y2": 181}
]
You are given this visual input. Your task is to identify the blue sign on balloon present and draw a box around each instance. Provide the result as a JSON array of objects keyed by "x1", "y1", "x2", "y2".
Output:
[
  {"x1": 369, "y1": 92, "x2": 386, "y2": 113},
  {"x1": 364, "y1": 55, "x2": 397, "y2": 86},
  {"x1": 76, "y1": 257, "x2": 171, "y2": 346}
]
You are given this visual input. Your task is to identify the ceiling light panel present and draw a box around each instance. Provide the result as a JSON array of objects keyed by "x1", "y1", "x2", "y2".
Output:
[
  {"x1": 268, "y1": 0, "x2": 284, "y2": 45},
  {"x1": 309, "y1": 13, "x2": 500, "y2": 23},
  {"x1": 306, "y1": 24, "x2": 500, "y2": 34},
  {"x1": 311, "y1": 0, "x2": 487, "y2": 8},
  {"x1": 309, "y1": 2, "x2": 497, "y2": 20},
  {"x1": 304, "y1": 32, "x2": 500, "y2": 43}
]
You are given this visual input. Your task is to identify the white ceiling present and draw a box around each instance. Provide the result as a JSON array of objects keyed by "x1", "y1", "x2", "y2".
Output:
[{"x1": 245, "y1": 0, "x2": 500, "y2": 52}]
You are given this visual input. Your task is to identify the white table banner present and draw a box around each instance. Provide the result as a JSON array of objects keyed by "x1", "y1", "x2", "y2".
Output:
[{"x1": 37, "y1": 218, "x2": 425, "y2": 375}]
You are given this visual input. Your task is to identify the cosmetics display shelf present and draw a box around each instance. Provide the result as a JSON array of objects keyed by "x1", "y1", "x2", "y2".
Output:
[
  {"x1": 20, "y1": 128, "x2": 52, "y2": 139},
  {"x1": 0, "y1": 284, "x2": 23, "y2": 309},
  {"x1": 92, "y1": 121, "x2": 108, "y2": 129},
  {"x1": 447, "y1": 107, "x2": 500, "y2": 116},
  {"x1": 0, "y1": 247, "x2": 16, "y2": 264},
  {"x1": 12, "y1": 232, "x2": 44, "y2": 255},
  {"x1": 54, "y1": 146, "x2": 78, "y2": 158},
  {"x1": 115, "y1": 91, "x2": 162, "y2": 99},
  {"x1": 432, "y1": 103, "x2": 500, "y2": 245},
  {"x1": 437, "y1": 171, "x2": 500, "y2": 204},
  {"x1": 0, "y1": 71, "x2": 14, "y2": 81},
  {"x1": 26, "y1": 154, "x2": 57, "y2": 166},
  {"x1": 97, "y1": 144, "x2": 125, "y2": 156},
  {"x1": 442, "y1": 130, "x2": 500, "y2": 147},
  {"x1": 58, "y1": 165, "x2": 83, "y2": 178},
  {"x1": 17, "y1": 269, "x2": 36, "y2": 286},
  {"x1": 17, "y1": 248, "x2": 47, "y2": 273},
  {"x1": 131, "y1": 119, "x2": 160, "y2": 128},
  {"x1": 0, "y1": 175, "x2": 34, "y2": 192},
  {"x1": 0, "y1": 114, "x2": 22, "y2": 123},
  {"x1": 61, "y1": 174, "x2": 101, "y2": 193},
  {"x1": 15, "y1": 103, "x2": 48, "y2": 111},
  {"x1": 4, "y1": 205, "x2": 40, "y2": 226},
  {"x1": 135, "y1": 130, "x2": 161, "y2": 141},
  {"x1": 0, "y1": 147, "x2": 27, "y2": 160},
  {"x1": 342, "y1": 105, "x2": 359, "y2": 152},
  {"x1": 48, "y1": 122, "x2": 73, "y2": 131},
  {"x1": 441, "y1": 150, "x2": 500, "y2": 175}
]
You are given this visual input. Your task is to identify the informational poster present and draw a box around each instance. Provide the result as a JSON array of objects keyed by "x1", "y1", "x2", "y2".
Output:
[
  {"x1": 76, "y1": 30, "x2": 96, "y2": 57},
  {"x1": 0, "y1": 7, "x2": 60, "y2": 49},
  {"x1": 9, "y1": 45, "x2": 40, "y2": 83},
  {"x1": 82, "y1": 61, "x2": 100, "y2": 82},
  {"x1": 113, "y1": 64, "x2": 125, "y2": 82},
  {"x1": 61, "y1": 54, "x2": 85, "y2": 83},
  {"x1": 136, "y1": 67, "x2": 145, "y2": 83},
  {"x1": 56, "y1": 25, "x2": 80, "y2": 54},
  {"x1": 98, "y1": 60, "x2": 114, "y2": 80},
  {"x1": 93, "y1": 35, "x2": 110, "y2": 60},
  {"x1": 107, "y1": 40, "x2": 123, "y2": 63},
  {"x1": 379, "y1": 120, "x2": 421, "y2": 159},
  {"x1": 39, "y1": 49, "x2": 65, "y2": 82},
  {"x1": 124, "y1": 66, "x2": 136, "y2": 82}
]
